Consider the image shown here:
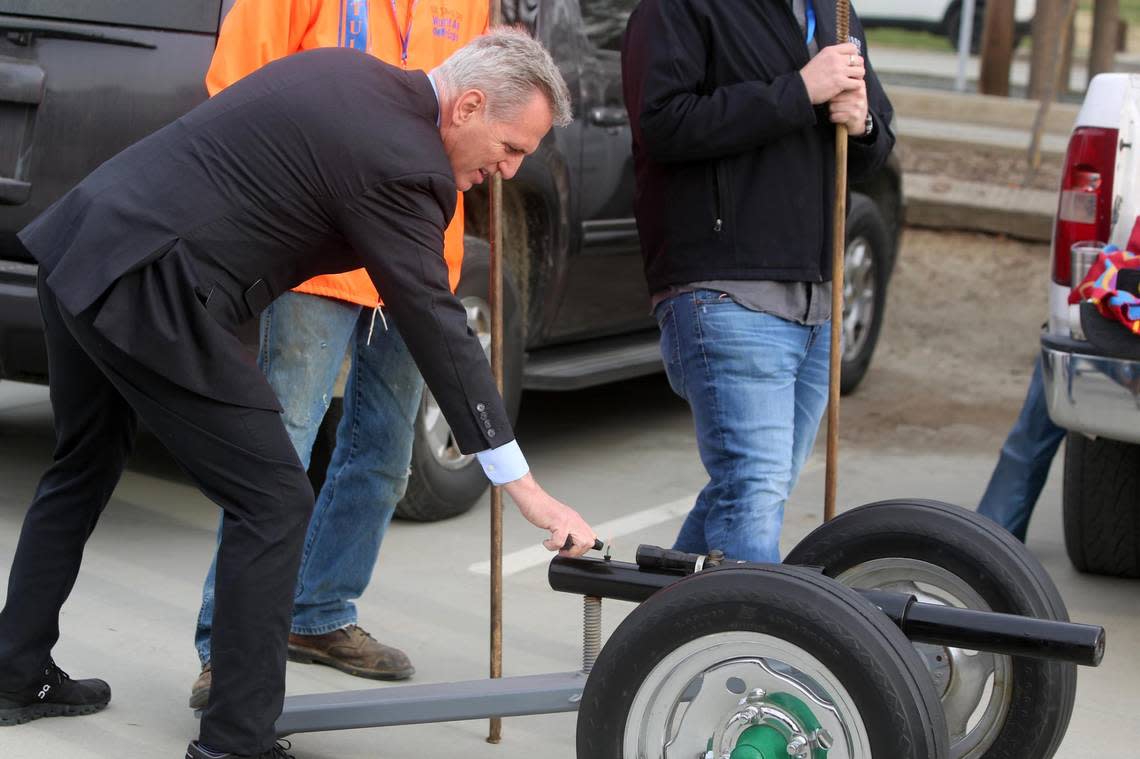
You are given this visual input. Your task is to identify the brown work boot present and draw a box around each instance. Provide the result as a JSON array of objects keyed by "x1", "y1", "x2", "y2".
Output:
[
  {"x1": 188, "y1": 663, "x2": 211, "y2": 710},
  {"x1": 287, "y1": 625, "x2": 414, "y2": 680}
]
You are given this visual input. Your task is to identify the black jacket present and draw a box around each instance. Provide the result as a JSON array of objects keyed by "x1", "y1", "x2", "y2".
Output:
[
  {"x1": 621, "y1": 0, "x2": 895, "y2": 293},
  {"x1": 19, "y1": 48, "x2": 509, "y2": 455}
]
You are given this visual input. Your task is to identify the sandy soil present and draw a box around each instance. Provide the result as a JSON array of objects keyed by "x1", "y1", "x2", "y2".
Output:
[
  {"x1": 839, "y1": 227, "x2": 1052, "y2": 453},
  {"x1": 897, "y1": 138, "x2": 1064, "y2": 192}
]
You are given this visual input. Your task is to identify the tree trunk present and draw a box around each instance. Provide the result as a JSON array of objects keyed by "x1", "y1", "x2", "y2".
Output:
[
  {"x1": 1089, "y1": 0, "x2": 1120, "y2": 79},
  {"x1": 979, "y1": 0, "x2": 1016, "y2": 95},
  {"x1": 1029, "y1": 0, "x2": 1062, "y2": 98}
]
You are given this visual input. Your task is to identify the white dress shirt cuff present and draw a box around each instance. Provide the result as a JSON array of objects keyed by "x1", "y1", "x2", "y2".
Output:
[{"x1": 475, "y1": 439, "x2": 530, "y2": 485}]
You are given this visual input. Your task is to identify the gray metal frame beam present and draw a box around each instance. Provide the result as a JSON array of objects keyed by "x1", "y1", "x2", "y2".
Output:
[{"x1": 275, "y1": 671, "x2": 588, "y2": 735}]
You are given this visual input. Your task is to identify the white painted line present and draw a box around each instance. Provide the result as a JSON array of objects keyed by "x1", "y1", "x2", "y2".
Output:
[
  {"x1": 468, "y1": 494, "x2": 695, "y2": 577},
  {"x1": 466, "y1": 454, "x2": 825, "y2": 578}
]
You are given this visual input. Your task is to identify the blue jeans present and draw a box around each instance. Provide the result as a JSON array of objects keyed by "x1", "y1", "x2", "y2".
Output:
[
  {"x1": 195, "y1": 291, "x2": 424, "y2": 664},
  {"x1": 977, "y1": 358, "x2": 1065, "y2": 542},
  {"x1": 657, "y1": 290, "x2": 831, "y2": 563}
]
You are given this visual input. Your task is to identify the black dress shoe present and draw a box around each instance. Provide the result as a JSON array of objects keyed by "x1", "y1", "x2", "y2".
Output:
[
  {"x1": 185, "y1": 739, "x2": 295, "y2": 758},
  {"x1": 0, "y1": 659, "x2": 111, "y2": 726}
]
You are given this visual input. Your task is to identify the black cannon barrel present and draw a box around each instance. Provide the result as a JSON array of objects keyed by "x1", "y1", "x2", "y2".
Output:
[
  {"x1": 548, "y1": 556, "x2": 1106, "y2": 667},
  {"x1": 548, "y1": 554, "x2": 674, "y2": 603},
  {"x1": 858, "y1": 589, "x2": 1106, "y2": 667}
]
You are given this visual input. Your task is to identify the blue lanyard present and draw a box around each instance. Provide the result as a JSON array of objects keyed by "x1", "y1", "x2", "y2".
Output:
[
  {"x1": 805, "y1": 0, "x2": 816, "y2": 44},
  {"x1": 342, "y1": 0, "x2": 369, "y2": 52},
  {"x1": 387, "y1": 0, "x2": 417, "y2": 63}
]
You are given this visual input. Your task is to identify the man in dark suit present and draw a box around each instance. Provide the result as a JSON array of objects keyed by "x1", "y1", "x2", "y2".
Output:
[{"x1": 0, "y1": 28, "x2": 594, "y2": 759}]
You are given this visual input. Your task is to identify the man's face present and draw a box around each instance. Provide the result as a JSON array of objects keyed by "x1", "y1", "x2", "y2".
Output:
[{"x1": 442, "y1": 89, "x2": 553, "y2": 191}]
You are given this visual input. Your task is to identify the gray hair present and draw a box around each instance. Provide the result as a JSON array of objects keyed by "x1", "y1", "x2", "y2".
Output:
[{"x1": 433, "y1": 27, "x2": 573, "y2": 127}]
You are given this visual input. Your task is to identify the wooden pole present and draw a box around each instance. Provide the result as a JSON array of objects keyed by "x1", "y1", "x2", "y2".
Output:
[
  {"x1": 487, "y1": 3, "x2": 504, "y2": 747},
  {"x1": 824, "y1": 0, "x2": 851, "y2": 523}
]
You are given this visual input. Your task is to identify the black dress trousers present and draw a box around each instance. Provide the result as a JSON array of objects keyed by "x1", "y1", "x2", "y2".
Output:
[{"x1": 0, "y1": 268, "x2": 314, "y2": 754}]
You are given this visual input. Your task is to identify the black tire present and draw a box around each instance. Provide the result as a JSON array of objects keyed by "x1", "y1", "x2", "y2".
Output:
[
  {"x1": 395, "y1": 236, "x2": 524, "y2": 522},
  {"x1": 577, "y1": 565, "x2": 949, "y2": 759},
  {"x1": 1063, "y1": 432, "x2": 1140, "y2": 578},
  {"x1": 840, "y1": 194, "x2": 890, "y2": 395},
  {"x1": 944, "y1": 0, "x2": 985, "y2": 54},
  {"x1": 784, "y1": 499, "x2": 1077, "y2": 759}
]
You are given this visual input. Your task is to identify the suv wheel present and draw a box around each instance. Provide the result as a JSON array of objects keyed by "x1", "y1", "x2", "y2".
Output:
[
  {"x1": 1063, "y1": 432, "x2": 1140, "y2": 578},
  {"x1": 396, "y1": 237, "x2": 524, "y2": 522},
  {"x1": 841, "y1": 194, "x2": 889, "y2": 395}
]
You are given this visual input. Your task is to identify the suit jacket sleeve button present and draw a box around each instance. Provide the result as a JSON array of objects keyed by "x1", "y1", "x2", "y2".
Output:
[{"x1": 476, "y1": 403, "x2": 486, "y2": 412}]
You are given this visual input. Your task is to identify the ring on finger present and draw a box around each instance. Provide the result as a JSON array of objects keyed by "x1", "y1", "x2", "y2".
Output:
[{"x1": 848, "y1": 53, "x2": 856, "y2": 65}]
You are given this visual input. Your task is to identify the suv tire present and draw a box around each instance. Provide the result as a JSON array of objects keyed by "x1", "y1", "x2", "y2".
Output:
[
  {"x1": 1063, "y1": 432, "x2": 1140, "y2": 578},
  {"x1": 396, "y1": 236, "x2": 524, "y2": 522},
  {"x1": 841, "y1": 194, "x2": 890, "y2": 395}
]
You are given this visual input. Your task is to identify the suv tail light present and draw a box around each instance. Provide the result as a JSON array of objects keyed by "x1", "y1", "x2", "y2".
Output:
[{"x1": 1053, "y1": 126, "x2": 1118, "y2": 286}]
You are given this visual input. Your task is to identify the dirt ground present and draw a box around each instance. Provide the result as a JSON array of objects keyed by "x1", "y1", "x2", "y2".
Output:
[
  {"x1": 897, "y1": 138, "x2": 1064, "y2": 192},
  {"x1": 839, "y1": 227, "x2": 1052, "y2": 453}
]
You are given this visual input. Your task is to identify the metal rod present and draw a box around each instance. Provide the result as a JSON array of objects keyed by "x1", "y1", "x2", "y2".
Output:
[
  {"x1": 276, "y1": 672, "x2": 588, "y2": 736},
  {"x1": 487, "y1": 176, "x2": 505, "y2": 745},
  {"x1": 955, "y1": 0, "x2": 978, "y2": 91},
  {"x1": 548, "y1": 556, "x2": 1106, "y2": 666},
  {"x1": 487, "y1": 3, "x2": 504, "y2": 743},
  {"x1": 824, "y1": 0, "x2": 851, "y2": 523}
]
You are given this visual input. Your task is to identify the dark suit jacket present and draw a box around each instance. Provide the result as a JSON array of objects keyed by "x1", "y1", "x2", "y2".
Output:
[{"x1": 20, "y1": 47, "x2": 510, "y2": 455}]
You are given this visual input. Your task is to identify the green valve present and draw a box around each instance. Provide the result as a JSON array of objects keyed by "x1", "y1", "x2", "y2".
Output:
[{"x1": 728, "y1": 725, "x2": 788, "y2": 759}]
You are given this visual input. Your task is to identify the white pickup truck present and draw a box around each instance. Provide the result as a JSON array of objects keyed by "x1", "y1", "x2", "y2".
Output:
[{"x1": 1041, "y1": 72, "x2": 1140, "y2": 578}]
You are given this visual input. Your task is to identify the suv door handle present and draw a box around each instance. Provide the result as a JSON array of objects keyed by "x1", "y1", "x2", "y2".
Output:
[
  {"x1": 0, "y1": 58, "x2": 44, "y2": 205},
  {"x1": 588, "y1": 106, "x2": 629, "y2": 128},
  {"x1": 0, "y1": 57, "x2": 44, "y2": 104}
]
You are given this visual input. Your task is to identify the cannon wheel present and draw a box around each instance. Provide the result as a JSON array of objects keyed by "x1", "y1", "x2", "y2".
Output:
[
  {"x1": 785, "y1": 499, "x2": 1076, "y2": 759},
  {"x1": 576, "y1": 565, "x2": 948, "y2": 759}
]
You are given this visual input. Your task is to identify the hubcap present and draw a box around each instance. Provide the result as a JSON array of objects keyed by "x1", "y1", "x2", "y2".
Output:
[
  {"x1": 836, "y1": 559, "x2": 1013, "y2": 759},
  {"x1": 622, "y1": 632, "x2": 869, "y2": 758},
  {"x1": 417, "y1": 295, "x2": 492, "y2": 470},
  {"x1": 842, "y1": 236, "x2": 876, "y2": 365}
]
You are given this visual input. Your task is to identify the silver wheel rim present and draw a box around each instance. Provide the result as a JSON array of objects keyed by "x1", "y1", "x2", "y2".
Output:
[
  {"x1": 622, "y1": 631, "x2": 872, "y2": 759},
  {"x1": 842, "y1": 235, "x2": 876, "y2": 365},
  {"x1": 417, "y1": 295, "x2": 492, "y2": 470},
  {"x1": 836, "y1": 559, "x2": 1013, "y2": 759}
]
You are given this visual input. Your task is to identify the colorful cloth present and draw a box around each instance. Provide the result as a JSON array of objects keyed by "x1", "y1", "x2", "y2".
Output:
[{"x1": 1070, "y1": 244, "x2": 1140, "y2": 334}]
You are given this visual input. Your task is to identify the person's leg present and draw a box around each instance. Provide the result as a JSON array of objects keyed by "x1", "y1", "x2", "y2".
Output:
[
  {"x1": 668, "y1": 292, "x2": 806, "y2": 563},
  {"x1": 0, "y1": 277, "x2": 135, "y2": 694},
  {"x1": 789, "y1": 321, "x2": 832, "y2": 491},
  {"x1": 978, "y1": 358, "x2": 1066, "y2": 541},
  {"x1": 291, "y1": 316, "x2": 423, "y2": 635},
  {"x1": 57, "y1": 306, "x2": 314, "y2": 755},
  {"x1": 657, "y1": 295, "x2": 714, "y2": 555},
  {"x1": 194, "y1": 291, "x2": 357, "y2": 666}
]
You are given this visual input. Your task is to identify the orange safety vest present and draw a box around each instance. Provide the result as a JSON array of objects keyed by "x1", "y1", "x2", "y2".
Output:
[{"x1": 207, "y1": 0, "x2": 489, "y2": 306}]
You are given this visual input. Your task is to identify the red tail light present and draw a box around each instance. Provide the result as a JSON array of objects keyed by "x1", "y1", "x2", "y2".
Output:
[{"x1": 1053, "y1": 126, "x2": 1118, "y2": 286}]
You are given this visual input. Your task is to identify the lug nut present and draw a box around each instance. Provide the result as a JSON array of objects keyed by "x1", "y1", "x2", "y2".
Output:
[{"x1": 745, "y1": 688, "x2": 766, "y2": 704}]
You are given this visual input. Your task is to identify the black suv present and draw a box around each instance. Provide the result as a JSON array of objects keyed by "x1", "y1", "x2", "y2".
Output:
[{"x1": 0, "y1": 0, "x2": 903, "y2": 521}]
